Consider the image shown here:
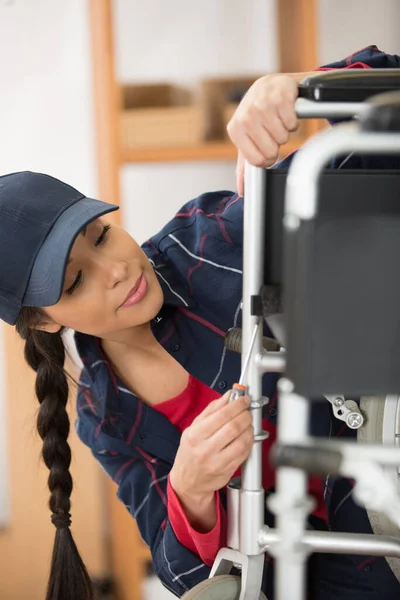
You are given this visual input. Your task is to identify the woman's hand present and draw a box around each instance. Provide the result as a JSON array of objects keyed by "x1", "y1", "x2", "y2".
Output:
[
  {"x1": 227, "y1": 74, "x2": 301, "y2": 196},
  {"x1": 170, "y1": 392, "x2": 254, "y2": 531}
]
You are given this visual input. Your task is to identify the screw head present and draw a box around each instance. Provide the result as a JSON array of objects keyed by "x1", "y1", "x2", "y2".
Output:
[
  {"x1": 334, "y1": 397, "x2": 345, "y2": 407},
  {"x1": 347, "y1": 412, "x2": 364, "y2": 429}
]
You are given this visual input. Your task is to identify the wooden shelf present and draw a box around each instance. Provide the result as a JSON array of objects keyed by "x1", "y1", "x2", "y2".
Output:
[
  {"x1": 121, "y1": 140, "x2": 236, "y2": 163},
  {"x1": 120, "y1": 137, "x2": 304, "y2": 164}
]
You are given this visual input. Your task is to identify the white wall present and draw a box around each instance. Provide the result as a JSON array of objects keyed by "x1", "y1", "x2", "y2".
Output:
[
  {"x1": 114, "y1": 0, "x2": 279, "y2": 244},
  {"x1": 115, "y1": 0, "x2": 400, "y2": 245},
  {"x1": 0, "y1": 0, "x2": 98, "y2": 194},
  {"x1": 318, "y1": 0, "x2": 400, "y2": 65},
  {"x1": 0, "y1": 0, "x2": 102, "y2": 556},
  {"x1": 114, "y1": 0, "x2": 278, "y2": 86}
]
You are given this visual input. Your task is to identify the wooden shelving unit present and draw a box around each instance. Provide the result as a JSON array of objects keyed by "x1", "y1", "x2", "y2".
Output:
[
  {"x1": 121, "y1": 137, "x2": 305, "y2": 164},
  {"x1": 88, "y1": 1, "x2": 319, "y2": 599}
]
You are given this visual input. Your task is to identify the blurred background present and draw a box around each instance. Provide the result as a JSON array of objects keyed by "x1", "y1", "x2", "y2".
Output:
[{"x1": 0, "y1": 1, "x2": 398, "y2": 599}]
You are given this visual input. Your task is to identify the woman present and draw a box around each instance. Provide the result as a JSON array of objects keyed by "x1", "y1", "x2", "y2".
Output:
[{"x1": 2, "y1": 46, "x2": 400, "y2": 600}]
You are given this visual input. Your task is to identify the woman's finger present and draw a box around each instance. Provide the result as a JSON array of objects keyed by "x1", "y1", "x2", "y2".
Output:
[
  {"x1": 236, "y1": 152, "x2": 245, "y2": 197},
  {"x1": 209, "y1": 409, "x2": 253, "y2": 451},
  {"x1": 277, "y1": 99, "x2": 300, "y2": 133},
  {"x1": 191, "y1": 395, "x2": 250, "y2": 440},
  {"x1": 191, "y1": 392, "x2": 230, "y2": 424},
  {"x1": 220, "y1": 425, "x2": 254, "y2": 469},
  {"x1": 260, "y1": 113, "x2": 290, "y2": 147}
]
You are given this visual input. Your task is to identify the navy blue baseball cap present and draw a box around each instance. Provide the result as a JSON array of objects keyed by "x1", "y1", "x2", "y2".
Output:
[{"x1": 0, "y1": 171, "x2": 119, "y2": 325}]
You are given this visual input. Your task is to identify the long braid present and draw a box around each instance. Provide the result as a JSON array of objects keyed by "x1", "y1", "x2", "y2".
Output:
[{"x1": 16, "y1": 309, "x2": 94, "y2": 600}]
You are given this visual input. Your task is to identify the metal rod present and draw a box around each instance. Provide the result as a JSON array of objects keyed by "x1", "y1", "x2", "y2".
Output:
[
  {"x1": 235, "y1": 163, "x2": 266, "y2": 557},
  {"x1": 295, "y1": 98, "x2": 367, "y2": 119},
  {"x1": 241, "y1": 162, "x2": 266, "y2": 493},
  {"x1": 269, "y1": 381, "x2": 312, "y2": 600},
  {"x1": 255, "y1": 350, "x2": 286, "y2": 373},
  {"x1": 258, "y1": 529, "x2": 400, "y2": 558},
  {"x1": 303, "y1": 438, "x2": 400, "y2": 466}
]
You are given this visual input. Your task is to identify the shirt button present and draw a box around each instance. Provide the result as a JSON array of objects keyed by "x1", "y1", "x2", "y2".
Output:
[
  {"x1": 171, "y1": 344, "x2": 180, "y2": 352},
  {"x1": 363, "y1": 564, "x2": 372, "y2": 572},
  {"x1": 218, "y1": 381, "x2": 227, "y2": 390}
]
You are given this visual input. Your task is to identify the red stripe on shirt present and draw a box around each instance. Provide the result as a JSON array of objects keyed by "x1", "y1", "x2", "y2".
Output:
[{"x1": 178, "y1": 307, "x2": 225, "y2": 337}]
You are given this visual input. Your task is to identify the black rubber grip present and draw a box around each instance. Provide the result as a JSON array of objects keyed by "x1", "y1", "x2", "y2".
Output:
[
  {"x1": 298, "y1": 69, "x2": 400, "y2": 103},
  {"x1": 272, "y1": 444, "x2": 343, "y2": 476}
]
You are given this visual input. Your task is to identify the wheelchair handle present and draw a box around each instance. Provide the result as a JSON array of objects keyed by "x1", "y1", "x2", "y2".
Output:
[{"x1": 295, "y1": 68, "x2": 400, "y2": 120}]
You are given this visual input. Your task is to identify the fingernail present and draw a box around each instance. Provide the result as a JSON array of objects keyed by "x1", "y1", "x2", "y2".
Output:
[{"x1": 244, "y1": 396, "x2": 251, "y2": 406}]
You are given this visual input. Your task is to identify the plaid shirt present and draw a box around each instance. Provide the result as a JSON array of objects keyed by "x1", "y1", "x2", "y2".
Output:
[{"x1": 75, "y1": 46, "x2": 400, "y2": 599}]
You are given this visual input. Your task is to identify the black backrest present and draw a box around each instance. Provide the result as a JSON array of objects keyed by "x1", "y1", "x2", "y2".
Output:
[{"x1": 263, "y1": 169, "x2": 400, "y2": 396}]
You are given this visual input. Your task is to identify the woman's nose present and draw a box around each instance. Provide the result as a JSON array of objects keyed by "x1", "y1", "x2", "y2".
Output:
[{"x1": 103, "y1": 258, "x2": 129, "y2": 288}]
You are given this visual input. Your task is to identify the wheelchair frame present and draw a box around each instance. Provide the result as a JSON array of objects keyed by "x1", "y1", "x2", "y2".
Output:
[{"x1": 208, "y1": 75, "x2": 400, "y2": 600}]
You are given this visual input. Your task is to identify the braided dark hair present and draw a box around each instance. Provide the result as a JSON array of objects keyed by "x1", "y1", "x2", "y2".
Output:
[{"x1": 15, "y1": 307, "x2": 94, "y2": 600}]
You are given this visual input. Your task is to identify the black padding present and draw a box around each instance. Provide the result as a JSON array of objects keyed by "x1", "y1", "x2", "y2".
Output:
[
  {"x1": 263, "y1": 169, "x2": 400, "y2": 396},
  {"x1": 298, "y1": 69, "x2": 400, "y2": 103},
  {"x1": 272, "y1": 444, "x2": 342, "y2": 476},
  {"x1": 361, "y1": 91, "x2": 400, "y2": 132}
]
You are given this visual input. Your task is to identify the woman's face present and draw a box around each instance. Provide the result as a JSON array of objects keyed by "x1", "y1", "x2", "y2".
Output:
[{"x1": 43, "y1": 218, "x2": 163, "y2": 340}]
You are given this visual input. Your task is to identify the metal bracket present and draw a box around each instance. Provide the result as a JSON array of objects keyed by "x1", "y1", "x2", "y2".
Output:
[
  {"x1": 210, "y1": 548, "x2": 264, "y2": 600},
  {"x1": 325, "y1": 394, "x2": 365, "y2": 429},
  {"x1": 250, "y1": 396, "x2": 269, "y2": 410}
]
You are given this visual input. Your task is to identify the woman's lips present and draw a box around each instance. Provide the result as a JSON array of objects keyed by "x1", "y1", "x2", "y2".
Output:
[{"x1": 119, "y1": 274, "x2": 148, "y2": 308}]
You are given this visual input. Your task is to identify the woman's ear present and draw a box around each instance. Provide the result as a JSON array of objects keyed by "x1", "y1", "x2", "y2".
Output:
[{"x1": 34, "y1": 320, "x2": 63, "y2": 334}]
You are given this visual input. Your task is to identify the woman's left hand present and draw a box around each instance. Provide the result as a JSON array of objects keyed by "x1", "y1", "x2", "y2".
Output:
[{"x1": 227, "y1": 73, "x2": 301, "y2": 196}]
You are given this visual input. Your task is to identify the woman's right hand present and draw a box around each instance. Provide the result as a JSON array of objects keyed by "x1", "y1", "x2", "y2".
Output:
[
  {"x1": 170, "y1": 391, "x2": 254, "y2": 528},
  {"x1": 227, "y1": 73, "x2": 301, "y2": 196}
]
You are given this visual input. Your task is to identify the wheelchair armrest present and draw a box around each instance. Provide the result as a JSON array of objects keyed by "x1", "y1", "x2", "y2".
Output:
[{"x1": 298, "y1": 69, "x2": 400, "y2": 103}]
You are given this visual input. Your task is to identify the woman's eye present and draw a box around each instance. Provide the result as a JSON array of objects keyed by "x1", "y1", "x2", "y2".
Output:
[
  {"x1": 64, "y1": 225, "x2": 110, "y2": 295},
  {"x1": 65, "y1": 270, "x2": 83, "y2": 295},
  {"x1": 95, "y1": 224, "x2": 111, "y2": 247}
]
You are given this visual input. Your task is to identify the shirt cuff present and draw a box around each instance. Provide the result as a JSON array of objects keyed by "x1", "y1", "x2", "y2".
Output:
[{"x1": 167, "y1": 476, "x2": 226, "y2": 567}]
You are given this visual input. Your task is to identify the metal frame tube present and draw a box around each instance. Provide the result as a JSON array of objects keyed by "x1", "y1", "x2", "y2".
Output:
[
  {"x1": 302, "y1": 438, "x2": 400, "y2": 466},
  {"x1": 295, "y1": 98, "x2": 368, "y2": 119},
  {"x1": 269, "y1": 380, "x2": 312, "y2": 600},
  {"x1": 255, "y1": 349, "x2": 286, "y2": 373},
  {"x1": 258, "y1": 529, "x2": 400, "y2": 558},
  {"x1": 236, "y1": 162, "x2": 267, "y2": 557}
]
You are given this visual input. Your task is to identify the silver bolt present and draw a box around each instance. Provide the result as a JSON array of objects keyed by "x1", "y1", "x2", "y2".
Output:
[
  {"x1": 250, "y1": 396, "x2": 269, "y2": 410},
  {"x1": 347, "y1": 412, "x2": 364, "y2": 429},
  {"x1": 283, "y1": 214, "x2": 300, "y2": 231},
  {"x1": 278, "y1": 378, "x2": 294, "y2": 393},
  {"x1": 333, "y1": 397, "x2": 344, "y2": 407}
]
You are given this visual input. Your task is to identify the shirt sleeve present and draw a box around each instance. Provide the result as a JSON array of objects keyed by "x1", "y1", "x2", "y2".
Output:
[
  {"x1": 319, "y1": 44, "x2": 400, "y2": 69},
  {"x1": 141, "y1": 190, "x2": 244, "y2": 313},
  {"x1": 76, "y1": 402, "x2": 211, "y2": 597},
  {"x1": 167, "y1": 476, "x2": 227, "y2": 567},
  {"x1": 143, "y1": 190, "x2": 243, "y2": 258}
]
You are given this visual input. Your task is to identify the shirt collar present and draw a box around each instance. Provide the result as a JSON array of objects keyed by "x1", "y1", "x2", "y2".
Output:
[{"x1": 144, "y1": 245, "x2": 196, "y2": 310}]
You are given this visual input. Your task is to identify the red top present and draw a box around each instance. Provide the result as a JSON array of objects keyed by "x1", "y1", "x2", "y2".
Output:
[{"x1": 154, "y1": 374, "x2": 327, "y2": 566}]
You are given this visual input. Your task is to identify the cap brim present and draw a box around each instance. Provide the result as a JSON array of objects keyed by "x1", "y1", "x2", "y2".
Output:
[{"x1": 23, "y1": 197, "x2": 119, "y2": 307}]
